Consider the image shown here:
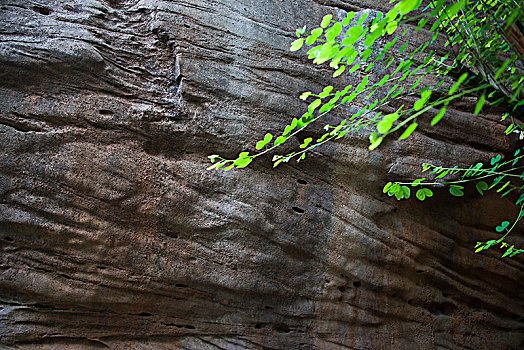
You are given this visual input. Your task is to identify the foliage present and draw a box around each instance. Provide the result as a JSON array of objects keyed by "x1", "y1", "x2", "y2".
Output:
[
  {"x1": 384, "y1": 148, "x2": 524, "y2": 258},
  {"x1": 208, "y1": 0, "x2": 524, "y2": 257}
]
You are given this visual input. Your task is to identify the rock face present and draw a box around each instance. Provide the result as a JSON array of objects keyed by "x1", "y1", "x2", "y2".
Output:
[{"x1": 0, "y1": 0, "x2": 523, "y2": 349}]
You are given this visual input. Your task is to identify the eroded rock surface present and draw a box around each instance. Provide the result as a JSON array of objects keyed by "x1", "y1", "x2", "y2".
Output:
[{"x1": 0, "y1": 0, "x2": 523, "y2": 349}]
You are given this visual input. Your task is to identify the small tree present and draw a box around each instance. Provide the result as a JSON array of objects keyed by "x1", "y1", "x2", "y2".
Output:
[{"x1": 208, "y1": 0, "x2": 524, "y2": 257}]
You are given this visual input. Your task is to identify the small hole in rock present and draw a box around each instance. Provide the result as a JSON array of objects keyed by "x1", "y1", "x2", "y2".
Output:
[
  {"x1": 254, "y1": 323, "x2": 262, "y2": 329},
  {"x1": 338, "y1": 286, "x2": 346, "y2": 292},
  {"x1": 99, "y1": 109, "x2": 113, "y2": 115},
  {"x1": 33, "y1": 6, "x2": 51, "y2": 15},
  {"x1": 416, "y1": 270, "x2": 425, "y2": 274},
  {"x1": 442, "y1": 292, "x2": 450, "y2": 298},
  {"x1": 292, "y1": 207, "x2": 305, "y2": 214},
  {"x1": 97, "y1": 266, "x2": 107, "y2": 270},
  {"x1": 353, "y1": 281, "x2": 361, "y2": 288},
  {"x1": 264, "y1": 305, "x2": 274, "y2": 310},
  {"x1": 408, "y1": 299, "x2": 413, "y2": 305},
  {"x1": 297, "y1": 179, "x2": 308, "y2": 185},
  {"x1": 175, "y1": 283, "x2": 189, "y2": 288},
  {"x1": 139, "y1": 312, "x2": 152, "y2": 317},
  {"x1": 273, "y1": 323, "x2": 291, "y2": 333},
  {"x1": 185, "y1": 325, "x2": 195, "y2": 329},
  {"x1": 3, "y1": 236, "x2": 13, "y2": 242}
]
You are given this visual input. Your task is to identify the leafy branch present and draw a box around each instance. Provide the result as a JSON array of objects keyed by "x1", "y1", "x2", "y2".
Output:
[{"x1": 207, "y1": 0, "x2": 524, "y2": 257}]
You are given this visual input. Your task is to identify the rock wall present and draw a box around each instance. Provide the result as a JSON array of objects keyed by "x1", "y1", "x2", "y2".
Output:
[{"x1": 0, "y1": 0, "x2": 523, "y2": 349}]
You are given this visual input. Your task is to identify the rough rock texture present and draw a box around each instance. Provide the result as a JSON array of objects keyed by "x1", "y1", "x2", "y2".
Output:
[{"x1": 0, "y1": 0, "x2": 523, "y2": 349}]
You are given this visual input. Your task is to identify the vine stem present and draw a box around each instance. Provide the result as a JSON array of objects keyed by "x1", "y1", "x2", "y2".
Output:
[
  {"x1": 497, "y1": 204, "x2": 524, "y2": 243},
  {"x1": 395, "y1": 163, "x2": 524, "y2": 186}
]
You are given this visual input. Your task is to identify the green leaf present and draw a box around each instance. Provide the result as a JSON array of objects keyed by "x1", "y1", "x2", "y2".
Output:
[
  {"x1": 299, "y1": 137, "x2": 313, "y2": 149},
  {"x1": 377, "y1": 119, "x2": 393, "y2": 134},
  {"x1": 423, "y1": 188, "x2": 433, "y2": 197},
  {"x1": 376, "y1": 113, "x2": 398, "y2": 134},
  {"x1": 314, "y1": 42, "x2": 339, "y2": 64},
  {"x1": 474, "y1": 94, "x2": 485, "y2": 115},
  {"x1": 377, "y1": 74, "x2": 390, "y2": 87},
  {"x1": 505, "y1": 124, "x2": 516, "y2": 135},
  {"x1": 431, "y1": 107, "x2": 446, "y2": 126},
  {"x1": 495, "y1": 221, "x2": 510, "y2": 232},
  {"x1": 344, "y1": 25, "x2": 363, "y2": 45},
  {"x1": 494, "y1": 58, "x2": 511, "y2": 80},
  {"x1": 345, "y1": 11, "x2": 355, "y2": 23},
  {"x1": 274, "y1": 136, "x2": 287, "y2": 146},
  {"x1": 449, "y1": 187, "x2": 464, "y2": 197},
  {"x1": 348, "y1": 64, "x2": 360, "y2": 73},
  {"x1": 357, "y1": 12, "x2": 368, "y2": 25},
  {"x1": 398, "y1": 122, "x2": 418, "y2": 140},
  {"x1": 397, "y1": 0, "x2": 422, "y2": 15},
  {"x1": 401, "y1": 186, "x2": 411, "y2": 199},
  {"x1": 256, "y1": 133, "x2": 273, "y2": 150},
  {"x1": 490, "y1": 154, "x2": 501, "y2": 165},
  {"x1": 321, "y1": 14, "x2": 332, "y2": 28},
  {"x1": 300, "y1": 92, "x2": 311, "y2": 100},
  {"x1": 369, "y1": 132, "x2": 383, "y2": 150},
  {"x1": 325, "y1": 22, "x2": 342, "y2": 41},
  {"x1": 496, "y1": 180, "x2": 510, "y2": 193},
  {"x1": 306, "y1": 28, "x2": 323, "y2": 45},
  {"x1": 443, "y1": 0, "x2": 465, "y2": 19},
  {"x1": 221, "y1": 163, "x2": 235, "y2": 171},
  {"x1": 435, "y1": 169, "x2": 449, "y2": 179},
  {"x1": 414, "y1": 90, "x2": 431, "y2": 111},
  {"x1": 355, "y1": 76, "x2": 369, "y2": 93},
  {"x1": 383, "y1": 182, "x2": 393, "y2": 193},
  {"x1": 290, "y1": 38, "x2": 304, "y2": 52},
  {"x1": 296, "y1": 25, "x2": 306, "y2": 37},
  {"x1": 319, "y1": 85, "x2": 333, "y2": 98},
  {"x1": 333, "y1": 65, "x2": 345, "y2": 77},
  {"x1": 449, "y1": 73, "x2": 468, "y2": 95},
  {"x1": 283, "y1": 124, "x2": 294, "y2": 136},
  {"x1": 417, "y1": 18, "x2": 428, "y2": 31},
  {"x1": 308, "y1": 99, "x2": 321, "y2": 113},
  {"x1": 386, "y1": 20, "x2": 398, "y2": 35},
  {"x1": 233, "y1": 156, "x2": 252, "y2": 169},
  {"x1": 411, "y1": 178, "x2": 426, "y2": 186},
  {"x1": 416, "y1": 188, "x2": 426, "y2": 201},
  {"x1": 502, "y1": 247, "x2": 514, "y2": 258},
  {"x1": 208, "y1": 154, "x2": 220, "y2": 163},
  {"x1": 206, "y1": 160, "x2": 225, "y2": 170},
  {"x1": 342, "y1": 92, "x2": 357, "y2": 104},
  {"x1": 476, "y1": 181, "x2": 488, "y2": 195}
]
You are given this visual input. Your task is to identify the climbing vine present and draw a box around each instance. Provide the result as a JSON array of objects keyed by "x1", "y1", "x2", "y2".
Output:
[{"x1": 208, "y1": 0, "x2": 524, "y2": 257}]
